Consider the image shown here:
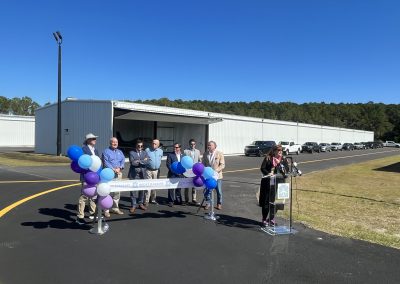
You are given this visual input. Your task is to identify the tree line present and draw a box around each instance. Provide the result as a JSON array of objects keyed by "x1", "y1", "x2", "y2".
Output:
[
  {"x1": 133, "y1": 98, "x2": 400, "y2": 142},
  {"x1": 0, "y1": 96, "x2": 399, "y2": 141}
]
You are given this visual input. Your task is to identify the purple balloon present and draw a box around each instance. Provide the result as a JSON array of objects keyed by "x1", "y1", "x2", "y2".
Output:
[
  {"x1": 84, "y1": 172, "x2": 100, "y2": 185},
  {"x1": 193, "y1": 176, "x2": 204, "y2": 187},
  {"x1": 99, "y1": 195, "x2": 113, "y2": 209},
  {"x1": 70, "y1": 161, "x2": 86, "y2": 174},
  {"x1": 192, "y1": 162, "x2": 205, "y2": 176},
  {"x1": 82, "y1": 185, "x2": 97, "y2": 197}
]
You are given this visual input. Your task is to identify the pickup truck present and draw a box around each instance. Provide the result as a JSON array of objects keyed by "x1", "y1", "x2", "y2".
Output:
[
  {"x1": 278, "y1": 141, "x2": 302, "y2": 155},
  {"x1": 244, "y1": 140, "x2": 276, "y2": 156},
  {"x1": 383, "y1": 141, "x2": 400, "y2": 148}
]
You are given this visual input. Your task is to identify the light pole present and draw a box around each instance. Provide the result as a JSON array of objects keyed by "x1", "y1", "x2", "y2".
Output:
[{"x1": 53, "y1": 31, "x2": 62, "y2": 156}]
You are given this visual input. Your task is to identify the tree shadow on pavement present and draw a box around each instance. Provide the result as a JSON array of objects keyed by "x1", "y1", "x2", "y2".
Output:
[{"x1": 374, "y1": 162, "x2": 400, "y2": 173}]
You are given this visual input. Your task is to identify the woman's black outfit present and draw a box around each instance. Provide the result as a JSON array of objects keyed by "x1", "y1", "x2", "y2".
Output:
[{"x1": 259, "y1": 157, "x2": 289, "y2": 224}]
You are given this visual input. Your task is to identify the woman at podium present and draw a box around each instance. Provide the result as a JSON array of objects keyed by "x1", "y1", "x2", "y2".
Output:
[{"x1": 258, "y1": 145, "x2": 289, "y2": 227}]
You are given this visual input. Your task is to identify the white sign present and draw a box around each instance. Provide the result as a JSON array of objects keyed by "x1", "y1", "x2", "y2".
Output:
[
  {"x1": 109, "y1": 178, "x2": 199, "y2": 192},
  {"x1": 277, "y1": 183, "x2": 290, "y2": 199}
]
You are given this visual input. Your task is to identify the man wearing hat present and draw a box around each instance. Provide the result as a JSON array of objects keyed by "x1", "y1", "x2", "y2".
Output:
[{"x1": 76, "y1": 133, "x2": 99, "y2": 225}]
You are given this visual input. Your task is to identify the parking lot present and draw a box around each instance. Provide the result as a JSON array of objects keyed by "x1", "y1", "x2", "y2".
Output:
[{"x1": 0, "y1": 147, "x2": 400, "y2": 283}]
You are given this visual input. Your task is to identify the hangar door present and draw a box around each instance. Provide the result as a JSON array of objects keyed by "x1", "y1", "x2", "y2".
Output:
[{"x1": 158, "y1": 127, "x2": 175, "y2": 153}]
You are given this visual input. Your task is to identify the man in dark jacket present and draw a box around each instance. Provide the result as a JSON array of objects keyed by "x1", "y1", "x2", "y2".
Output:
[{"x1": 166, "y1": 143, "x2": 184, "y2": 207}]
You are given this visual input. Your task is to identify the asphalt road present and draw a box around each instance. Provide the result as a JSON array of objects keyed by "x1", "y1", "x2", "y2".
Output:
[{"x1": 0, "y1": 148, "x2": 399, "y2": 284}]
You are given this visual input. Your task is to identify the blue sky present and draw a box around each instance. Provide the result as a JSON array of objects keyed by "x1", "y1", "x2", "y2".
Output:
[{"x1": 0, "y1": 0, "x2": 399, "y2": 105}]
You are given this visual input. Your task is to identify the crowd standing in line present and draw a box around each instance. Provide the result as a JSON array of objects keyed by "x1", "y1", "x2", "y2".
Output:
[{"x1": 76, "y1": 135, "x2": 225, "y2": 223}]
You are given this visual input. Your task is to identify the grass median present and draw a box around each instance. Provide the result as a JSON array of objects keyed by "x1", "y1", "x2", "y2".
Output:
[
  {"x1": 0, "y1": 152, "x2": 70, "y2": 166},
  {"x1": 292, "y1": 155, "x2": 400, "y2": 249}
]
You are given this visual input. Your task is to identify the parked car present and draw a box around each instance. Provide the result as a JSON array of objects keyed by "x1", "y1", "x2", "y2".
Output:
[
  {"x1": 364, "y1": 141, "x2": 375, "y2": 149},
  {"x1": 342, "y1": 143, "x2": 354, "y2": 150},
  {"x1": 244, "y1": 140, "x2": 276, "y2": 156},
  {"x1": 330, "y1": 142, "x2": 342, "y2": 151},
  {"x1": 278, "y1": 141, "x2": 302, "y2": 155},
  {"x1": 319, "y1": 143, "x2": 331, "y2": 152},
  {"x1": 374, "y1": 141, "x2": 384, "y2": 148},
  {"x1": 301, "y1": 142, "x2": 320, "y2": 153},
  {"x1": 383, "y1": 141, "x2": 400, "y2": 148},
  {"x1": 353, "y1": 142, "x2": 365, "y2": 150}
]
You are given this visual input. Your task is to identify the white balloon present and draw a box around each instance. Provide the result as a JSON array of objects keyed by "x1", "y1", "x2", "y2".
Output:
[
  {"x1": 89, "y1": 155, "x2": 102, "y2": 172},
  {"x1": 183, "y1": 169, "x2": 196, "y2": 178},
  {"x1": 212, "y1": 171, "x2": 219, "y2": 180},
  {"x1": 97, "y1": 182, "x2": 111, "y2": 196}
]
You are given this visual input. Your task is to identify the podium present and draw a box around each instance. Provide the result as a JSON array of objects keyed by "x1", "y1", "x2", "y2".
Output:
[{"x1": 261, "y1": 157, "x2": 299, "y2": 236}]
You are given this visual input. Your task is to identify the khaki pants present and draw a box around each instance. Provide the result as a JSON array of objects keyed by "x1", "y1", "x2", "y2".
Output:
[
  {"x1": 77, "y1": 194, "x2": 96, "y2": 218},
  {"x1": 105, "y1": 172, "x2": 122, "y2": 213},
  {"x1": 145, "y1": 169, "x2": 159, "y2": 203},
  {"x1": 184, "y1": 188, "x2": 197, "y2": 202}
]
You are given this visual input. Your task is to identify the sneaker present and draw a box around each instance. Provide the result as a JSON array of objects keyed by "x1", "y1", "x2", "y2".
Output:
[
  {"x1": 150, "y1": 200, "x2": 158, "y2": 205},
  {"x1": 76, "y1": 218, "x2": 86, "y2": 225},
  {"x1": 269, "y1": 219, "x2": 276, "y2": 226},
  {"x1": 112, "y1": 209, "x2": 124, "y2": 215},
  {"x1": 104, "y1": 211, "x2": 111, "y2": 218},
  {"x1": 192, "y1": 201, "x2": 201, "y2": 206},
  {"x1": 261, "y1": 220, "x2": 267, "y2": 227},
  {"x1": 88, "y1": 215, "x2": 95, "y2": 220}
]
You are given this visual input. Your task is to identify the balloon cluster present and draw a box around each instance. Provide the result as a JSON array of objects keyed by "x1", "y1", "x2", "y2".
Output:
[
  {"x1": 171, "y1": 156, "x2": 218, "y2": 193},
  {"x1": 68, "y1": 145, "x2": 115, "y2": 210}
]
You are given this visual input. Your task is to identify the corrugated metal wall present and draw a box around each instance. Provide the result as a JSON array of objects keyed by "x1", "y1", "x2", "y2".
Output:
[
  {"x1": 0, "y1": 115, "x2": 35, "y2": 147},
  {"x1": 35, "y1": 100, "x2": 113, "y2": 155},
  {"x1": 210, "y1": 118, "x2": 374, "y2": 154}
]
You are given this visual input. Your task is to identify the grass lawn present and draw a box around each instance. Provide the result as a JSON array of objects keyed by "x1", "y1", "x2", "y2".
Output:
[
  {"x1": 293, "y1": 155, "x2": 400, "y2": 249},
  {"x1": 0, "y1": 152, "x2": 70, "y2": 166}
]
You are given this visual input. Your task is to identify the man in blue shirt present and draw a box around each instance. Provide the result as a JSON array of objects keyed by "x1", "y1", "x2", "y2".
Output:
[
  {"x1": 144, "y1": 139, "x2": 163, "y2": 205},
  {"x1": 102, "y1": 137, "x2": 125, "y2": 217}
]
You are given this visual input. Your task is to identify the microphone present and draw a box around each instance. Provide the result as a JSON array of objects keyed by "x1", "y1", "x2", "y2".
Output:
[{"x1": 292, "y1": 162, "x2": 302, "y2": 176}]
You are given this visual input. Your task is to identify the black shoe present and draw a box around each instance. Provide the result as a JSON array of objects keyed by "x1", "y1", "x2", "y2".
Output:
[
  {"x1": 76, "y1": 218, "x2": 86, "y2": 225},
  {"x1": 168, "y1": 202, "x2": 174, "y2": 207}
]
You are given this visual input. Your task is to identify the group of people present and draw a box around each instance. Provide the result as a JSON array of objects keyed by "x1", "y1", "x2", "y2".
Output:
[{"x1": 76, "y1": 133, "x2": 225, "y2": 224}]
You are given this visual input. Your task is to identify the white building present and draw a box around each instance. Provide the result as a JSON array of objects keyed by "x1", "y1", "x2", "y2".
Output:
[
  {"x1": 35, "y1": 99, "x2": 374, "y2": 155},
  {"x1": 0, "y1": 114, "x2": 35, "y2": 147}
]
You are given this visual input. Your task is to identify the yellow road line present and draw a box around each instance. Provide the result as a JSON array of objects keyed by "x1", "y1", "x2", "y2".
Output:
[
  {"x1": 0, "y1": 183, "x2": 80, "y2": 218},
  {"x1": 0, "y1": 180, "x2": 78, "y2": 184}
]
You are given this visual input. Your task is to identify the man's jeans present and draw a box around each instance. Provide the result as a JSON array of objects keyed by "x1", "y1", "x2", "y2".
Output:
[{"x1": 205, "y1": 179, "x2": 222, "y2": 205}]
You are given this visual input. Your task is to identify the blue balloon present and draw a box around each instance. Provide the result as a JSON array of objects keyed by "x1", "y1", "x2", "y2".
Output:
[
  {"x1": 78, "y1": 154, "x2": 93, "y2": 169},
  {"x1": 181, "y1": 156, "x2": 194, "y2": 170},
  {"x1": 171, "y1": 161, "x2": 186, "y2": 175},
  {"x1": 202, "y1": 167, "x2": 214, "y2": 179},
  {"x1": 100, "y1": 168, "x2": 115, "y2": 182},
  {"x1": 67, "y1": 145, "x2": 83, "y2": 162},
  {"x1": 204, "y1": 178, "x2": 218, "y2": 190}
]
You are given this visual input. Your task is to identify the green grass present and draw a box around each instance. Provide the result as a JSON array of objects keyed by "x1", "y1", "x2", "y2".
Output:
[{"x1": 291, "y1": 155, "x2": 400, "y2": 249}]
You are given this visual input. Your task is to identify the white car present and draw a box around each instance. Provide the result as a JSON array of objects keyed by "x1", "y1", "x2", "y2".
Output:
[
  {"x1": 330, "y1": 142, "x2": 343, "y2": 151},
  {"x1": 279, "y1": 141, "x2": 302, "y2": 155},
  {"x1": 383, "y1": 141, "x2": 400, "y2": 148}
]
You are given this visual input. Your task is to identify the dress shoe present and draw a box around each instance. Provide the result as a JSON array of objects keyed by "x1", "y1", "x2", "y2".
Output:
[
  {"x1": 192, "y1": 201, "x2": 201, "y2": 206},
  {"x1": 104, "y1": 211, "x2": 111, "y2": 218},
  {"x1": 138, "y1": 204, "x2": 147, "y2": 210},
  {"x1": 129, "y1": 207, "x2": 136, "y2": 214},
  {"x1": 216, "y1": 204, "x2": 222, "y2": 210},
  {"x1": 112, "y1": 208, "x2": 124, "y2": 215}
]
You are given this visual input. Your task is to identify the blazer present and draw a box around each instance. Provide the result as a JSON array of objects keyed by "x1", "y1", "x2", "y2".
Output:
[
  {"x1": 82, "y1": 144, "x2": 99, "y2": 157},
  {"x1": 128, "y1": 150, "x2": 149, "y2": 179},
  {"x1": 183, "y1": 148, "x2": 201, "y2": 163},
  {"x1": 166, "y1": 152, "x2": 184, "y2": 178},
  {"x1": 202, "y1": 150, "x2": 225, "y2": 179}
]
